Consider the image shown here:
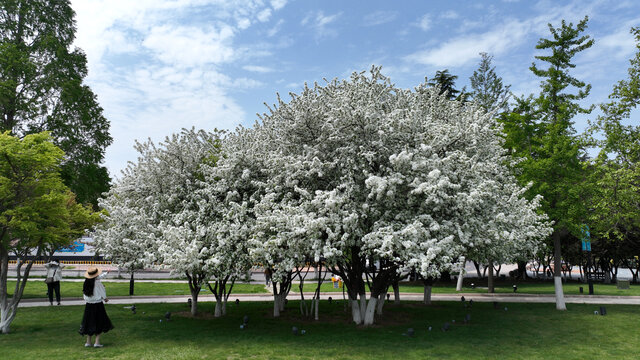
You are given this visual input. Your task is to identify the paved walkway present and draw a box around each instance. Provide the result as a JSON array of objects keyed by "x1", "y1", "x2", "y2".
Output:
[{"x1": 18, "y1": 292, "x2": 640, "y2": 308}]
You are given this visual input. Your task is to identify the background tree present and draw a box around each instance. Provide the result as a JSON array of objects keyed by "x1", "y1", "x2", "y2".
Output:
[
  {"x1": 0, "y1": 132, "x2": 98, "y2": 333},
  {"x1": 587, "y1": 26, "x2": 640, "y2": 282},
  {"x1": 501, "y1": 16, "x2": 593, "y2": 310},
  {"x1": 470, "y1": 52, "x2": 511, "y2": 112},
  {"x1": 0, "y1": 0, "x2": 112, "y2": 207},
  {"x1": 428, "y1": 69, "x2": 462, "y2": 100}
]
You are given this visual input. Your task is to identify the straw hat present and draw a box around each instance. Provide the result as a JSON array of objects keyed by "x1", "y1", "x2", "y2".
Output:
[{"x1": 84, "y1": 266, "x2": 102, "y2": 279}]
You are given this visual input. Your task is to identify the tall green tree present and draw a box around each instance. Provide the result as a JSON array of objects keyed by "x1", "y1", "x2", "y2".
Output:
[
  {"x1": 0, "y1": 131, "x2": 100, "y2": 333},
  {"x1": 587, "y1": 27, "x2": 640, "y2": 281},
  {"x1": 502, "y1": 16, "x2": 594, "y2": 310},
  {"x1": 0, "y1": 0, "x2": 112, "y2": 207},
  {"x1": 470, "y1": 52, "x2": 511, "y2": 112}
]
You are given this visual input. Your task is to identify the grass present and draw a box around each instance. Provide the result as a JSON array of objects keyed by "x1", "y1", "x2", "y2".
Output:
[
  {"x1": 9, "y1": 278, "x2": 638, "y2": 301},
  {"x1": 298, "y1": 279, "x2": 640, "y2": 296},
  {"x1": 8, "y1": 280, "x2": 268, "y2": 299},
  {"x1": 0, "y1": 300, "x2": 638, "y2": 359}
]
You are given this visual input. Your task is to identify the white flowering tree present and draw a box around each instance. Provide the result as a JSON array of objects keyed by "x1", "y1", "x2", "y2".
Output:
[
  {"x1": 249, "y1": 67, "x2": 551, "y2": 325},
  {"x1": 97, "y1": 128, "x2": 247, "y2": 316},
  {"x1": 94, "y1": 175, "x2": 150, "y2": 295}
]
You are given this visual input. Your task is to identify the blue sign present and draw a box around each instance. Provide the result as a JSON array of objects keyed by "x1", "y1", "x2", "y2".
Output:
[
  {"x1": 581, "y1": 225, "x2": 591, "y2": 252},
  {"x1": 58, "y1": 240, "x2": 85, "y2": 253}
]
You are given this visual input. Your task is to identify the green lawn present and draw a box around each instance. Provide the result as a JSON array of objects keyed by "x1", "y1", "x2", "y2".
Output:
[
  {"x1": 298, "y1": 279, "x2": 640, "y2": 296},
  {"x1": 8, "y1": 280, "x2": 268, "y2": 299},
  {"x1": 0, "y1": 300, "x2": 638, "y2": 359}
]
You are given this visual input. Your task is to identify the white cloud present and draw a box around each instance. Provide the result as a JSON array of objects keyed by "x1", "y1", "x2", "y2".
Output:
[
  {"x1": 243, "y1": 65, "x2": 276, "y2": 73},
  {"x1": 70, "y1": 0, "x2": 278, "y2": 175},
  {"x1": 440, "y1": 10, "x2": 460, "y2": 20},
  {"x1": 267, "y1": 19, "x2": 284, "y2": 37},
  {"x1": 142, "y1": 25, "x2": 236, "y2": 68},
  {"x1": 257, "y1": 8, "x2": 272, "y2": 22},
  {"x1": 416, "y1": 14, "x2": 431, "y2": 31},
  {"x1": 270, "y1": 0, "x2": 287, "y2": 10},
  {"x1": 406, "y1": 18, "x2": 530, "y2": 67},
  {"x1": 362, "y1": 11, "x2": 398, "y2": 26},
  {"x1": 301, "y1": 10, "x2": 342, "y2": 39}
]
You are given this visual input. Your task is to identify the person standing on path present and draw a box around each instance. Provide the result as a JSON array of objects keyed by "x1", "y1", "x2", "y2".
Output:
[
  {"x1": 79, "y1": 267, "x2": 114, "y2": 348},
  {"x1": 44, "y1": 259, "x2": 62, "y2": 305}
]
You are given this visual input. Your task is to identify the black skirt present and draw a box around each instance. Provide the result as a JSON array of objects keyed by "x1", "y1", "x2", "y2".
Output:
[{"x1": 78, "y1": 302, "x2": 114, "y2": 336}]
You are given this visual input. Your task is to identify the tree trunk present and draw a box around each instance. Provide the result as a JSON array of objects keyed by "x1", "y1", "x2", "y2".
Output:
[
  {"x1": 392, "y1": 281, "x2": 400, "y2": 305},
  {"x1": 553, "y1": 230, "x2": 566, "y2": 310},
  {"x1": 376, "y1": 293, "x2": 385, "y2": 315},
  {"x1": 129, "y1": 271, "x2": 135, "y2": 296},
  {"x1": 363, "y1": 296, "x2": 378, "y2": 326},
  {"x1": 273, "y1": 293, "x2": 281, "y2": 317},
  {"x1": 314, "y1": 298, "x2": 319, "y2": 321},
  {"x1": 423, "y1": 278, "x2": 433, "y2": 305},
  {"x1": 423, "y1": 285, "x2": 432, "y2": 305},
  {"x1": 190, "y1": 288, "x2": 199, "y2": 316},
  {"x1": 488, "y1": 260, "x2": 495, "y2": 293},
  {"x1": 214, "y1": 300, "x2": 222, "y2": 317},
  {"x1": 456, "y1": 258, "x2": 465, "y2": 291},
  {"x1": 517, "y1": 261, "x2": 529, "y2": 280},
  {"x1": 1, "y1": 246, "x2": 37, "y2": 333},
  {"x1": 473, "y1": 261, "x2": 482, "y2": 278},
  {"x1": 350, "y1": 295, "x2": 363, "y2": 324}
]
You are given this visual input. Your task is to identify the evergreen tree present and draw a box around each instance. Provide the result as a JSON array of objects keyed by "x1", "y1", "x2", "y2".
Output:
[
  {"x1": 427, "y1": 69, "x2": 460, "y2": 100},
  {"x1": 470, "y1": 52, "x2": 511, "y2": 112},
  {"x1": 0, "y1": 0, "x2": 112, "y2": 207}
]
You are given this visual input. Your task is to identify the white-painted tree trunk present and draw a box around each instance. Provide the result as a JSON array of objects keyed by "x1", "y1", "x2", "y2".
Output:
[
  {"x1": 363, "y1": 296, "x2": 378, "y2": 326},
  {"x1": 350, "y1": 296, "x2": 363, "y2": 324},
  {"x1": 0, "y1": 304, "x2": 17, "y2": 334},
  {"x1": 359, "y1": 294, "x2": 367, "y2": 320},
  {"x1": 456, "y1": 258, "x2": 465, "y2": 291},
  {"x1": 423, "y1": 285, "x2": 432, "y2": 305},
  {"x1": 214, "y1": 300, "x2": 222, "y2": 317},
  {"x1": 190, "y1": 291, "x2": 199, "y2": 316},
  {"x1": 554, "y1": 276, "x2": 566, "y2": 310}
]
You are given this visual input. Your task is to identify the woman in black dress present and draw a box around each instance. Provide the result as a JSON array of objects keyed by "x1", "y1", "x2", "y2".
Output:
[{"x1": 79, "y1": 267, "x2": 114, "y2": 347}]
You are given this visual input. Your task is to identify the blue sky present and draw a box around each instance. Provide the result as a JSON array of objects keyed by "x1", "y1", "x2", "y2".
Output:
[{"x1": 69, "y1": 0, "x2": 640, "y2": 176}]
